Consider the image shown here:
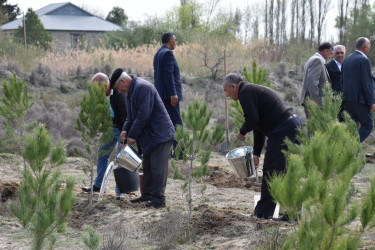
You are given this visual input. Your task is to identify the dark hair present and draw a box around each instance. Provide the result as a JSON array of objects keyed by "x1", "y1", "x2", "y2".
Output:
[
  {"x1": 318, "y1": 42, "x2": 333, "y2": 52},
  {"x1": 355, "y1": 37, "x2": 369, "y2": 49},
  {"x1": 161, "y1": 32, "x2": 175, "y2": 44}
]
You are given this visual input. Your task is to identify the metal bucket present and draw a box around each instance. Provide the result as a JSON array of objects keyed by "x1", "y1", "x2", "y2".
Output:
[
  {"x1": 115, "y1": 145, "x2": 142, "y2": 172},
  {"x1": 225, "y1": 146, "x2": 256, "y2": 179}
]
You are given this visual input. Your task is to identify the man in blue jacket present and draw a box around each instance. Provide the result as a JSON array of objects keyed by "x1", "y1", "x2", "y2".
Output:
[
  {"x1": 342, "y1": 37, "x2": 375, "y2": 142},
  {"x1": 110, "y1": 68, "x2": 175, "y2": 208},
  {"x1": 153, "y1": 32, "x2": 182, "y2": 156}
]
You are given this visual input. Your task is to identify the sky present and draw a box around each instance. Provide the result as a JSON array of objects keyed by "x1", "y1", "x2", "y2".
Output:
[
  {"x1": 6, "y1": 0, "x2": 369, "y2": 41},
  {"x1": 8, "y1": 0, "x2": 252, "y2": 22}
]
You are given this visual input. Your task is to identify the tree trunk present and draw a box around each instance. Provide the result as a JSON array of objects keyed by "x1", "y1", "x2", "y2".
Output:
[
  {"x1": 269, "y1": 0, "x2": 274, "y2": 44},
  {"x1": 301, "y1": 0, "x2": 306, "y2": 44},
  {"x1": 309, "y1": 0, "x2": 315, "y2": 48}
]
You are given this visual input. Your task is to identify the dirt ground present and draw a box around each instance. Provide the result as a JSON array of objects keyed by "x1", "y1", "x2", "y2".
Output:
[{"x1": 0, "y1": 152, "x2": 375, "y2": 249}]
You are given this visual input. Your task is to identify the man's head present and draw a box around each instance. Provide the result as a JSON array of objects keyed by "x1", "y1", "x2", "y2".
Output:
[
  {"x1": 223, "y1": 73, "x2": 244, "y2": 101},
  {"x1": 162, "y1": 32, "x2": 176, "y2": 50},
  {"x1": 333, "y1": 45, "x2": 346, "y2": 64},
  {"x1": 318, "y1": 42, "x2": 333, "y2": 61},
  {"x1": 91, "y1": 72, "x2": 110, "y2": 96},
  {"x1": 355, "y1": 37, "x2": 371, "y2": 56},
  {"x1": 110, "y1": 68, "x2": 132, "y2": 93}
]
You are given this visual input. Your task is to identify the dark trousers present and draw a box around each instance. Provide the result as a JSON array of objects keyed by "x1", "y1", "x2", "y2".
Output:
[
  {"x1": 142, "y1": 141, "x2": 172, "y2": 201},
  {"x1": 343, "y1": 101, "x2": 374, "y2": 142},
  {"x1": 253, "y1": 115, "x2": 303, "y2": 219},
  {"x1": 162, "y1": 100, "x2": 183, "y2": 148}
]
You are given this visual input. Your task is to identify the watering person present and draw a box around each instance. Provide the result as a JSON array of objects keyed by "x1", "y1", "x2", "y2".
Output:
[
  {"x1": 300, "y1": 42, "x2": 333, "y2": 118},
  {"x1": 81, "y1": 73, "x2": 137, "y2": 200},
  {"x1": 341, "y1": 37, "x2": 375, "y2": 142},
  {"x1": 153, "y1": 32, "x2": 183, "y2": 158},
  {"x1": 223, "y1": 73, "x2": 303, "y2": 220},
  {"x1": 326, "y1": 45, "x2": 346, "y2": 121},
  {"x1": 110, "y1": 68, "x2": 175, "y2": 208}
]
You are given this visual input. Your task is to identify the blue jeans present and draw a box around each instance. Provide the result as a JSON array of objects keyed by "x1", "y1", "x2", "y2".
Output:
[{"x1": 94, "y1": 127, "x2": 122, "y2": 192}]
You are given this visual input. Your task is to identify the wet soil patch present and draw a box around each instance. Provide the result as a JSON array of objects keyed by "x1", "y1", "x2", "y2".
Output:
[
  {"x1": 0, "y1": 181, "x2": 19, "y2": 202},
  {"x1": 206, "y1": 166, "x2": 262, "y2": 192}
]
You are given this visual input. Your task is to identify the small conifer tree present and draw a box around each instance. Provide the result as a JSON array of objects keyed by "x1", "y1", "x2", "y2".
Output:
[
  {"x1": 0, "y1": 72, "x2": 33, "y2": 154},
  {"x1": 268, "y1": 86, "x2": 375, "y2": 248},
  {"x1": 10, "y1": 124, "x2": 76, "y2": 250},
  {"x1": 82, "y1": 226, "x2": 100, "y2": 250},
  {"x1": 229, "y1": 60, "x2": 272, "y2": 147},
  {"x1": 76, "y1": 82, "x2": 113, "y2": 205},
  {"x1": 174, "y1": 99, "x2": 225, "y2": 226}
]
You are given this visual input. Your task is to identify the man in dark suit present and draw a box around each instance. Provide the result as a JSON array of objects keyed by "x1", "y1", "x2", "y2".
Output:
[
  {"x1": 300, "y1": 42, "x2": 333, "y2": 118},
  {"x1": 326, "y1": 45, "x2": 346, "y2": 121},
  {"x1": 326, "y1": 45, "x2": 346, "y2": 93},
  {"x1": 342, "y1": 37, "x2": 375, "y2": 142},
  {"x1": 153, "y1": 32, "x2": 183, "y2": 156}
]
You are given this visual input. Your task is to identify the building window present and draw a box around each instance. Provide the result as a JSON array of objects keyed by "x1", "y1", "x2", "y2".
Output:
[{"x1": 72, "y1": 34, "x2": 81, "y2": 49}]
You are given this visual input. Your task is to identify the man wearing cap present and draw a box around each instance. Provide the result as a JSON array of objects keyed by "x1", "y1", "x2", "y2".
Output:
[
  {"x1": 110, "y1": 68, "x2": 175, "y2": 208},
  {"x1": 82, "y1": 72, "x2": 131, "y2": 200},
  {"x1": 153, "y1": 32, "x2": 182, "y2": 157},
  {"x1": 223, "y1": 73, "x2": 303, "y2": 220}
]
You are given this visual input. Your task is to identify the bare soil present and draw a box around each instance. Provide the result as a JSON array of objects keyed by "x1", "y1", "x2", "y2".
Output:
[{"x1": 0, "y1": 152, "x2": 375, "y2": 249}]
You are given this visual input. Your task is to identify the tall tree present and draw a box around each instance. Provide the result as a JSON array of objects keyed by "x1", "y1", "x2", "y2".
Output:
[
  {"x1": 106, "y1": 6, "x2": 128, "y2": 27},
  {"x1": 336, "y1": 0, "x2": 351, "y2": 45},
  {"x1": 264, "y1": 0, "x2": 268, "y2": 40},
  {"x1": 301, "y1": 0, "x2": 306, "y2": 43},
  {"x1": 269, "y1": 0, "x2": 274, "y2": 44},
  {"x1": 309, "y1": 0, "x2": 315, "y2": 48},
  {"x1": 14, "y1": 8, "x2": 52, "y2": 50},
  {"x1": 290, "y1": 0, "x2": 297, "y2": 40},
  {"x1": 0, "y1": 0, "x2": 20, "y2": 23},
  {"x1": 317, "y1": 0, "x2": 330, "y2": 45}
]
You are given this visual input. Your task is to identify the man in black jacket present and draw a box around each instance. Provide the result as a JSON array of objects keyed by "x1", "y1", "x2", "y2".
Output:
[
  {"x1": 342, "y1": 37, "x2": 375, "y2": 142},
  {"x1": 326, "y1": 45, "x2": 346, "y2": 121},
  {"x1": 223, "y1": 73, "x2": 303, "y2": 219}
]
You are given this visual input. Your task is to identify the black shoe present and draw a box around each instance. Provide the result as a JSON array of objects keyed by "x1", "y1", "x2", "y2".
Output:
[
  {"x1": 146, "y1": 199, "x2": 166, "y2": 208},
  {"x1": 130, "y1": 195, "x2": 152, "y2": 203},
  {"x1": 272, "y1": 214, "x2": 297, "y2": 222},
  {"x1": 82, "y1": 185, "x2": 100, "y2": 193}
]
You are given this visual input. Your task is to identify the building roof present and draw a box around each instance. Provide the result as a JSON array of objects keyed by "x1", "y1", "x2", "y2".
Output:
[{"x1": 1, "y1": 2, "x2": 122, "y2": 32}]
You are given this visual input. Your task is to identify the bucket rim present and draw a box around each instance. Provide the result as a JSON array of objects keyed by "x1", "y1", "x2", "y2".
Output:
[{"x1": 225, "y1": 146, "x2": 253, "y2": 159}]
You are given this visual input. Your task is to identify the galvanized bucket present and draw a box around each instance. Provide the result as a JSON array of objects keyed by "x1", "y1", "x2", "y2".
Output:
[
  {"x1": 115, "y1": 144, "x2": 142, "y2": 172},
  {"x1": 225, "y1": 146, "x2": 256, "y2": 179}
]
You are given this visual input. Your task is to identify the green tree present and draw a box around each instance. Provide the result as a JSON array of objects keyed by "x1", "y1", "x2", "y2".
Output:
[
  {"x1": 0, "y1": 0, "x2": 20, "y2": 23},
  {"x1": 82, "y1": 226, "x2": 100, "y2": 250},
  {"x1": 10, "y1": 124, "x2": 76, "y2": 250},
  {"x1": 0, "y1": 73, "x2": 33, "y2": 154},
  {"x1": 177, "y1": 0, "x2": 202, "y2": 30},
  {"x1": 14, "y1": 8, "x2": 52, "y2": 50},
  {"x1": 174, "y1": 100, "x2": 224, "y2": 235},
  {"x1": 76, "y1": 82, "x2": 113, "y2": 205},
  {"x1": 106, "y1": 6, "x2": 128, "y2": 27},
  {"x1": 268, "y1": 86, "x2": 375, "y2": 249}
]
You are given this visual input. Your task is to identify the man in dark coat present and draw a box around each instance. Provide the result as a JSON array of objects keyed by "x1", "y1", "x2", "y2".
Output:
[
  {"x1": 110, "y1": 68, "x2": 175, "y2": 208},
  {"x1": 326, "y1": 45, "x2": 346, "y2": 121},
  {"x1": 223, "y1": 73, "x2": 303, "y2": 220},
  {"x1": 326, "y1": 45, "x2": 346, "y2": 93},
  {"x1": 341, "y1": 37, "x2": 375, "y2": 142},
  {"x1": 153, "y1": 32, "x2": 182, "y2": 155}
]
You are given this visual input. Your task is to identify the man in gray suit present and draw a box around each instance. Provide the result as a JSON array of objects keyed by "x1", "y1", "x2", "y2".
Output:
[
  {"x1": 300, "y1": 42, "x2": 333, "y2": 118},
  {"x1": 342, "y1": 37, "x2": 375, "y2": 142}
]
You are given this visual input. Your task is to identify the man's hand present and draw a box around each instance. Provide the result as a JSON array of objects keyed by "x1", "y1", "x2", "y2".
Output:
[
  {"x1": 253, "y1": 155, "x2": 260, "y2": 169},
  {"x1": 171, "y1": 95, "x2": 178, "y2": 106},
  {"x1": 370, "y1": 104, "x2": 375, "y2": 114},
  {"x1": 127, "y1": 137, "x2": 136, "y2": 145},
  {"x1": 120, "y1": 131, "x2": 127, "y2": 143},
  {"x1": 237, "y1": 132, "x2": 245, "y2": 141}
]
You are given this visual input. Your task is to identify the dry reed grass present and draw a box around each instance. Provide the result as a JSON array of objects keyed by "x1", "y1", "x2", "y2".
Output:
[{"x1": 30, "y1": 39, "x2": 280, "y2": 79}]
